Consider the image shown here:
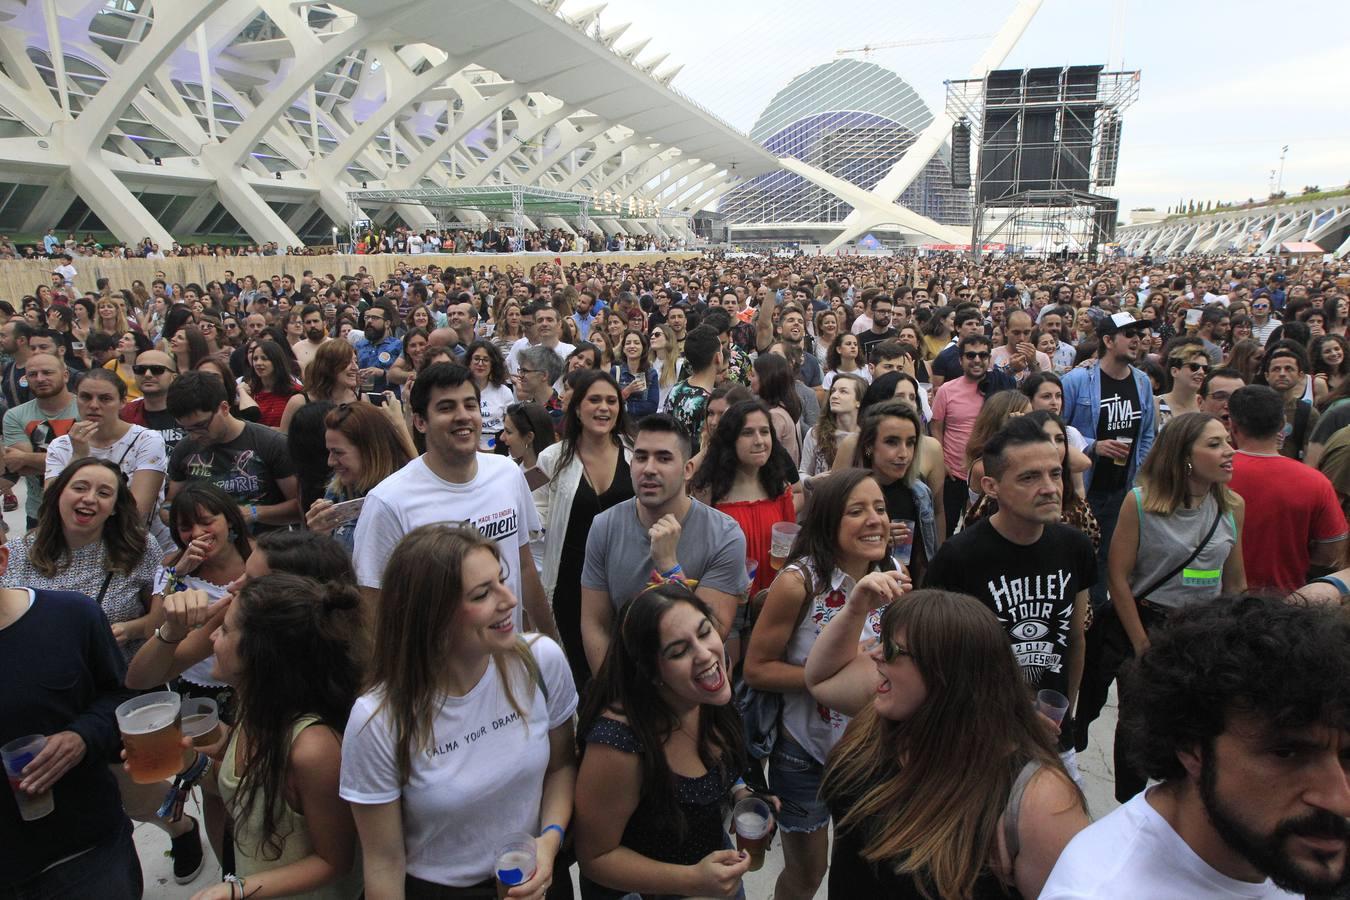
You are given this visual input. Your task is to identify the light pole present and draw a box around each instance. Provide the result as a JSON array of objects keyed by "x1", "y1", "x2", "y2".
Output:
[
  {"x1": 332, "y1": 226, "x2": 339, "y2": 253},
  {"x1": 1277, "y1": 145, "x2": 1289, "y2": 194}
]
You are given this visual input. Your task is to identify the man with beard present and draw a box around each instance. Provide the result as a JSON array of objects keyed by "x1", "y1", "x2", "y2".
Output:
[
  {"x1": 1042, "y1": 596, "x2": 1350, "y2": 899},
  {"x1": 354, "y1": 300, "x2": 402, "y2": 393},
  {"x1": 291, "y1": 303, "x2": 328, "y2": 373}
]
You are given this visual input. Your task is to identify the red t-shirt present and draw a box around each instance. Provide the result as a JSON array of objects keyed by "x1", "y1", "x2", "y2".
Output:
[{"x1": 1230, "y1": 452, "x2": 1347, "y2": 591}]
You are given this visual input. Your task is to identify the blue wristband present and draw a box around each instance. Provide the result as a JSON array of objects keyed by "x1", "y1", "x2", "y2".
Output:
[
  {"x1": 661, "y1": 564, "x2": 683, "y2": 579},
  {"x1": 541, "y1": 823, "x2": 565, "y2": 841}
]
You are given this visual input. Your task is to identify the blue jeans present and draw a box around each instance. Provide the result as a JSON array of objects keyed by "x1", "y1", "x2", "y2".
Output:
[
  {"x1": 1085, "y1": 483, "x2": 1128, "y2": 610},
  {"x1": 0, "y1": 819, "x2": 141, "y2": 900}
]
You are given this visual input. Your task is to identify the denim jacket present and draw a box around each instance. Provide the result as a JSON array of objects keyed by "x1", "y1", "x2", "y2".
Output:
[
  {"x1": 1060, "y1": 361, "x2": 1156, "y2": 491},
  {"x1": 911, "y1": 479, "x2": 939, "y2": 562}
]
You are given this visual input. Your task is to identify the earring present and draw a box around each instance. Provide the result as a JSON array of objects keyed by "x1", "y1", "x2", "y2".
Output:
[{"x1": 1186, "y1": 461, "x2": 1193, "y2": 474}]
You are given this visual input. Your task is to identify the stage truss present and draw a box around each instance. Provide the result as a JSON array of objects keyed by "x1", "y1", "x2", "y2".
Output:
[{"x1": 945, "y1": 68, "x2": 1140, "y2": 258}]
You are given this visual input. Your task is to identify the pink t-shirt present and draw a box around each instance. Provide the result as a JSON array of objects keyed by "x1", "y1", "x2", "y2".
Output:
[{"x1": 931, "y1": 376, "x2": 984, "y2": 478}]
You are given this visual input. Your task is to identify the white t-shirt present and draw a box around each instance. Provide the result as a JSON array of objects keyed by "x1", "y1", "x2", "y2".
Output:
[
  {"x1": 339, "y1": 636, "x2": 577, "y2": 887},
  {"x1": 478, "y1": 382, "x2": 516, "y2": 451},
  {"x1": 1041, "y1": 790, "x2": 1300, "y2": 899},
  {"x1": 152, "y1": 570, "x2": 229, "y2": 687},
  {"x1": 352, "y1": 454, "x2": 540, "y2": 628}
]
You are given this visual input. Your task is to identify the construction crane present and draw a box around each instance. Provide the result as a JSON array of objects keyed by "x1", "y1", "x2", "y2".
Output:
[{"x1": 836, "y1": 34, "x2": 993, "y2": 57}]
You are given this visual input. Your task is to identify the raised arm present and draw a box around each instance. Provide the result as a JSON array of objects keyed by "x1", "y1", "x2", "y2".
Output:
[{"x1": 804, "y1": 571, "x2": 907, "y2": 716}]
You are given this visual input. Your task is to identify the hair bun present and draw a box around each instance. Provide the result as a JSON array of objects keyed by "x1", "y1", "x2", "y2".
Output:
[{"x1": 322, "y1": 583, "x2": 360, "y2": 614}]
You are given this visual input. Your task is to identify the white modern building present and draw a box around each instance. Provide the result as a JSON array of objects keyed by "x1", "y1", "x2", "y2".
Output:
[
  {"x1": 0, "y1": 0, "x2": 1042, "y2": 251},
  {"x1": 721, "y1": 59, "x2": 973, "y2": 248}
]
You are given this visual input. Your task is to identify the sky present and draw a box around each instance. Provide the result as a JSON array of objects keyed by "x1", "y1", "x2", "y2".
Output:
[{"x1": 586, "y1": 0, "x2": 1349, "y2": 216}]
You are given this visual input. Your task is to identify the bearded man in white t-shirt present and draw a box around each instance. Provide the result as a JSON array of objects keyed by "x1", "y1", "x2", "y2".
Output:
[
  {"x1": 1042, "y1": 596, "x2": 1349, "y2": 900},
  {"x1": 352, "y1": 362, "x2": 557, "y2": 640}
]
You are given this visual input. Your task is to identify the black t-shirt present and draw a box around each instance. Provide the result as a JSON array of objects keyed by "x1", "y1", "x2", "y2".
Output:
[
  {"x1": 881, "y1": 478, "x2": 927, "y2": 579},
  {"x1": 167, "y1": 421, "x2": 295, "y2": 531},
  {"x1": 143, "y1": 406, "x2": 185, "y2": 456},
  {"x1": 924, "y1": 519, "x2": 1096, "y2": 702},
  {"x1": 857, "y1": 326, "x2": 898, "y2": 360},
  {"x1": 1311, "y1": 401, "x2": 1350, "y2": 446},
  {"x1": 930, "y1": 342, "x2": 962, "y2": 380},
  {"x1": 1093, "y1": 369, "x2": 1142, "y2": 492}
]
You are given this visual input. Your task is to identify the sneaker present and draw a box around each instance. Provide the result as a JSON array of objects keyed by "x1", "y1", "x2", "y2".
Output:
[
  {"x1": 171, "y1": 815, "x2": 205, "y2": 884},
  {"x1": 3, "y1": 493, "x2": 15, "y2": 512}
]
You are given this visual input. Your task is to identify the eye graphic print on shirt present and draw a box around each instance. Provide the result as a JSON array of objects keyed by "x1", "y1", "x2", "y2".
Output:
[{"x1": 985, "y1": 569, "x2": 1075, "y2": 686}]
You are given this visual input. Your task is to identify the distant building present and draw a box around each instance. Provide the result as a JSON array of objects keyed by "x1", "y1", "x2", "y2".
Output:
[{"x1": 721, "y1": 59, "x2": 972, "y2": 247}]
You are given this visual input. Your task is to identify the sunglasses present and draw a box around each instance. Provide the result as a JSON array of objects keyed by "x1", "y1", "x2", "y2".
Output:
[
  {"x1": 133, "y1": 365, "x2": 175, "y2": 376},
  {"x1": 870, "y1": 635, "x2": 913, "y2": 663},
  {"x1": 1183, "y1": 362, "x2": 1209, "y2": 373},
  {"x1": 963, "y1": 351, "x2": 991, "y2": 360}
]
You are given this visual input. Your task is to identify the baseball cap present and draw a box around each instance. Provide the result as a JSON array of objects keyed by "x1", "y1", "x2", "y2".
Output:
[{"x1": 1097, "y1": 311, "x2": 1142, "y2": 337}]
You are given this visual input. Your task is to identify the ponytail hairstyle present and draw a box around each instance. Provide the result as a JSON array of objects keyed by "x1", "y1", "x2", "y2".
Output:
[{"x1": 231, "y1": 574, "x2": 365, "y2": 861}]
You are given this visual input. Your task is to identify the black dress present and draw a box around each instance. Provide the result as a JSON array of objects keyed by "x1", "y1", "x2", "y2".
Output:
[
  {"x1": 579, "y1": 717, "x2": 735, "y2": 900},
  {"x1": 554, "y1": 453, "x2": 633, "y2": 688}
]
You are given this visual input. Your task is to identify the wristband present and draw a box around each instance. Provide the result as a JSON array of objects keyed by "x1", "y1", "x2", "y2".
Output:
[
  {"x1": 541, "y1": 823, "x2": 565, "y2": 841},
  {"x1": 249, "y1": 504, "x2": 259, "y2": 524},
  {"x1": 660, "y1": 563, "x2": 682, "y2": 579}
]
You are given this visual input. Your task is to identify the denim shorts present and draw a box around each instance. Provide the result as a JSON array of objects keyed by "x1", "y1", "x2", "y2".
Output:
[{"x1": 767, "y1": 731, "x2": 831, "y2": 834}]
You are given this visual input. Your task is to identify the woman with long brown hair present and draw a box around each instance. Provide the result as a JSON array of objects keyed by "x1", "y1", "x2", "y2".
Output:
[
  {"x1": 806, "y1": 583, "x2": 1089, "y2": 899},
  {"x1": 279, "y1": 339, "x2": 361, "y2": 433},
  {"x1": 305, "y1": 403, "x2": 413, "y2": 554},
  {"x1": 801, "y1": 373, "x2": 866, "y2": 480},
  {"x1": 341, "y1": 524, "x2": 577, "y2": 899}
]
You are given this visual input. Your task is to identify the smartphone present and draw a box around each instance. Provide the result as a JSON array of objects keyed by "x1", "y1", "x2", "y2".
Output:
[
  {"x1": 72, "y1": 341, "x2": 85, "y2": 351},
  {"x1": 366, "y1": 391, "x2": 386, "y2": 406},
  {"x1": 325, "y1": 497, "x2": 365, "y2": 525},
  {"x1": 524, "y1": 466, "x2": 549, "y2": 491}
]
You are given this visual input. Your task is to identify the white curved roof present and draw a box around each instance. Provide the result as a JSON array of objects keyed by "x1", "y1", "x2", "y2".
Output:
[
  {"x1": 750, "y1": 58, "x2": 935, "y2": 143},
  {"x1": 0, "y1": 0, "x2": 776, "y2": 246}
]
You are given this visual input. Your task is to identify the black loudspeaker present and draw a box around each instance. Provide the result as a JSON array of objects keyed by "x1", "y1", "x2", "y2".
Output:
[
  {"x1": 951, "y1": 120, "x2": 971, "y2": 189},
  {"x1": 1098, "y1": 115, "x2": 1121, "y2": 187}
]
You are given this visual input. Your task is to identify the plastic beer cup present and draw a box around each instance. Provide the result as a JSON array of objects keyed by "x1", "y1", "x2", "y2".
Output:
[
  {"x1": 732, "y1": 796, "x2": 773, "y2": 872},
  {"x1": 1113, "y1": 437, "x2": 1133, "y2": 466},
  {"x1": 768, "y1": 522, "x2": 800, "y2": 572},
  {"x1": 116, "y1": 691, "x2": 183, "y2": 784},
  {"x1": 180, "y1": 697, "x2": 223, "y2": 748},
  {"x1": 494, "y1": 832, "x2": 537, "y2": 899},
  {"x1": 890, "y1": 518, "x2": 916, "y2": 567},
  {"x1": 2, "y1": 735, "x2": 54, "y2": 821},
  {"x1": 1036, "y1": 689, "x2": 1071, "y2": 725}
]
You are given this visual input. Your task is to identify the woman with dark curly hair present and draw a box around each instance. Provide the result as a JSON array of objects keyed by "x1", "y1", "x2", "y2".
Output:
[
  {"x1": 574, "y1": 584, "x2": 756, "y2": 900},
  {"x1": 691, "y1": 399, "x2": 801, "y2": 596}
]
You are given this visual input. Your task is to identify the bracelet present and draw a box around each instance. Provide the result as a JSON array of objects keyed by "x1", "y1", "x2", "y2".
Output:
[
  {"x1": 155, "y1": 625, "x2": 185, "y2": 645},
  {"x1": 541, "y1": 823, "x2": 565, "y2": 842},
  {"x1": 660, "y1": 563, "x2": 683, "y2": 579},
  {"x1": 249, "y1": 504, "x2": 259, "y2": 524}
]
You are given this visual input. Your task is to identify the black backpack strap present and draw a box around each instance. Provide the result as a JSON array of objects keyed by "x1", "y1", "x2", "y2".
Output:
[{"x1": 1291, "y1": 400, "x2": 1312, "y2": 460}]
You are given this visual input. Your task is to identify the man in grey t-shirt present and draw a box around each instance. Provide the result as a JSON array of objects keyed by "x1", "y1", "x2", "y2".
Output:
[{"x1": 581, "y1": 414, "x2": 748, "y2": 675}]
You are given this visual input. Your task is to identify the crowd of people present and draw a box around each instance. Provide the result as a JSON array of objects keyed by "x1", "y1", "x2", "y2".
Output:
[{"x1": 1, "y1": 247, "x2": 1349, "y2": 900}]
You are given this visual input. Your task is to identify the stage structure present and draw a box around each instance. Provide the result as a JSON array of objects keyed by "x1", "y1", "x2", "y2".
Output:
[{"x1": 945, "y1": 66, "x2": 1139, "y2": 259}]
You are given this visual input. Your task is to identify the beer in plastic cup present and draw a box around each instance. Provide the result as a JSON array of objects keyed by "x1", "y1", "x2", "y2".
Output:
[
  {"x1": 732, "y1": 796, "x2": 773, "y2": 872},
  {"x1": 1113, "y1": 437, "x2": 1133, "y2": 466},
  {"x1": 890, "y1": 518, "x2": 916, "y2": 567},
  {"x1": 494, "y1": 832, "x2": 537, "y2": 899},
  {"x1": 116, "y1": 690, "x2": 183, "y2": 784},
  {"x1": 180, "y1": 697, "x2": 223, "y2": 748},
  {"x1": 2, "y1": 735, "x2": 54, "y2": 821},
  {"x1": 1036, "y1": 689, "x2": 1070, "y2": 725},
  {"x1": 768, "y1": 522, "x2": 800, "y2": 572}
]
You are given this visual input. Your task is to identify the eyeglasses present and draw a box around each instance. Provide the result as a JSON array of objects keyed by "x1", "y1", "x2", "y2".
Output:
[
  {"x1": 133, "y1": 365, "x2": 175, "y2": 376},
  {"x1": 179, "y1": 410, "x2": 217, "y2": 434},
  {"x1": 963, "y1": 351, "x2": 991, "y2": 360},
  {"x1": 1183, "y1": 362, "x2": 1209, "y2": 373},
  {"x1": 516, "y1": 368, "x2": 540, "y2": 377}
]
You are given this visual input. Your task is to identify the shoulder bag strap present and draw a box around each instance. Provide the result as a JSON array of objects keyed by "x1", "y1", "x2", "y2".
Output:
[
  {"x1": 95, "y1": 569, "x2": 115, "y2": 606},
  {"x1": 1134, "y1": 507, "x2": 1223, "y2": 602}
]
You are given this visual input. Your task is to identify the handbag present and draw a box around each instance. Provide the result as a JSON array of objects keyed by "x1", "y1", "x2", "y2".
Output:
[{"x1": 1134, "y1": 507, "x2": 1223, "y2": 603}]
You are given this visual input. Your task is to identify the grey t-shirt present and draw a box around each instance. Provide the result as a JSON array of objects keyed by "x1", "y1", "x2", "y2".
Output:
[{"x1": 581, "y1": 498, "x2": 750, "y2": 609}]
